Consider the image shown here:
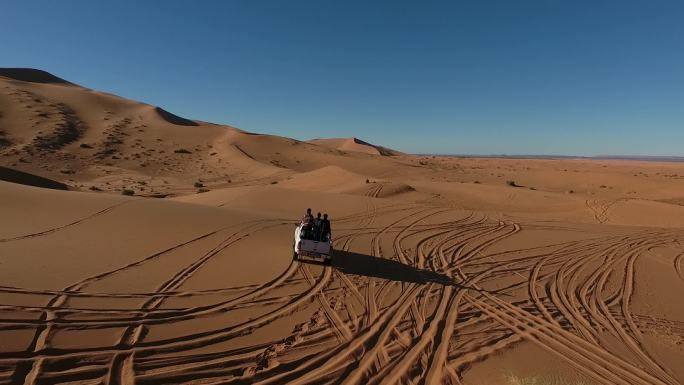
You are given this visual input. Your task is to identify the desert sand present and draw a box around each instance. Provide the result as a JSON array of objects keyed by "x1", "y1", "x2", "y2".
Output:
[{"x1": 1, "y1": 69, "x2": 683, "y2": 385}]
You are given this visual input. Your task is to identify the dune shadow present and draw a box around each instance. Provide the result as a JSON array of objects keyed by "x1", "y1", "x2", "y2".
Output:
[
  {"x1": 154, "y1": 107, "x2": 199, "y2": 126},
  {"x1": 0, "y1": 166, "x2": 69, "y2": 190}
]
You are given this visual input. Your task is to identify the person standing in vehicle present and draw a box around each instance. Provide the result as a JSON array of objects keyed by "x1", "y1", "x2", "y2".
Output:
[
  {"x1": 301, "y1": 208, "x2": 314, "y2": 239},
  {"x1": 321, "y1": 213, "x2": 331, "y2": 242},
  {"x1": 313, "y1": 212, "x2": 323, "y2": 241}
]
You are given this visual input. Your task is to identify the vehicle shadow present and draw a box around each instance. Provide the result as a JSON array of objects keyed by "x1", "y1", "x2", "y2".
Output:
[
  {"x1": 330, "y1": 250, "x2": 453, "y2": 285},
  {"x1": 298, "y1": 249, "x2": 462, "y2": 287}
]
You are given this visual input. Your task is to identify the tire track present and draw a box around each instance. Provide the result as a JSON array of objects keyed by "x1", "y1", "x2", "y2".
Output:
[{"x1": 1, "y1": 200, "x2": 134, "y2": 243}]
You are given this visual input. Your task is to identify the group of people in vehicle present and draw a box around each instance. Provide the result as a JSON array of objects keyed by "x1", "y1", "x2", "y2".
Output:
[{"x1": 300, "y1": 208, "x2": 331, "y2": 241}]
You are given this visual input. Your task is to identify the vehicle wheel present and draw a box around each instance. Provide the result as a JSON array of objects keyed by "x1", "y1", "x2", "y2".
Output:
[{"x1": 293, "y1": 251, "x2": 298, "y2": 260}]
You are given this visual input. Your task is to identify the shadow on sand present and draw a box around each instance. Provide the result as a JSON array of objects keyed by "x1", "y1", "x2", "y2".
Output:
[
  {"x1": 299, "y1": 250, "x2": 507, "y2": 295},
  {"x1": 300, "y1": 250, "x2": 462, "y2": 286},
  {"x1": 331, "y1": 250, "x2": 454, "y2": 285}
]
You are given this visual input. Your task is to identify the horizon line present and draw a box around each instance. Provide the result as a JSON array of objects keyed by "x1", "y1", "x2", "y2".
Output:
[{"x1": 412, "y1": 154, "x2": 684, "y2": 162}]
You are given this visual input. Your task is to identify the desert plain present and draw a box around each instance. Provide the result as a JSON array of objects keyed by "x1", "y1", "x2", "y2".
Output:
[{"x1": 1, "y1": 68, "x2": 683, "y2": 385}]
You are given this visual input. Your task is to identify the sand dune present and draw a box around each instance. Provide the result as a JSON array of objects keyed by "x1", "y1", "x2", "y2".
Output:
[
  {"x1": 2, "y1": 69, "x2": 684, "y2": 385},
  {"x1": 308, "y1": 137, "x2": 403, "y2": 156},
  {"x1": 279, "y1": 165, "x2": 371, "y2": 192},
  {"x1": 0, "y1": 69, "x2": 410, "y2": 196}
]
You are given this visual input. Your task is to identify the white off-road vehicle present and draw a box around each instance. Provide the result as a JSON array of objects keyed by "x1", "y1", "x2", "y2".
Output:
[{"x1": 293, "y1": 224, "x2": 332, "y2": 264}]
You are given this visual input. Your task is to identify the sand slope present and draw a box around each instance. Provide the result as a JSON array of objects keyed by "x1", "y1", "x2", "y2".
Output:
[
  {"x1": 277, "y1": 165, "x2": 413, "y2": 197},
  {"x1": 3, "y1": 179, "x2": 684, "y2": 385}
]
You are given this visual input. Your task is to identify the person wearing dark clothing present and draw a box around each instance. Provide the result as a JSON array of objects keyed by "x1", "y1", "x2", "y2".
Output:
[
  {"x1": 321, "y1": 213, "x2": 331, "y2": 242},
  {"x1": 312, "y1": 212, "x2": 323, "y2": 241},
  {"x1": 301, "y1": 208, "x2": 314, "y2": 239}
]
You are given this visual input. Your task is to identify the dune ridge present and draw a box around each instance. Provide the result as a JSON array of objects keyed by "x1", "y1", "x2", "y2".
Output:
[
  {"x1": 308, "y1": 137, "x2": 403, "y2": 156},
  {"x1": 0, "y1": 68, "x2": 73, "y2": 85},
  {"x1": 154, "y1": 107, "x2": 200, "y2": 126}
]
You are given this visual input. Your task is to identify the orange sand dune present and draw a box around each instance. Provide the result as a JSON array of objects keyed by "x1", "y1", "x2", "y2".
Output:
[
  {"x1": 2, "y1": 69, "x2": 684, "y2": 385},
  {"x1": 0, "y1": 69, "x2": 407, "y2": 196},
  {"x1": 308, "y1": 136, "x2": 403, "y2": 156}
]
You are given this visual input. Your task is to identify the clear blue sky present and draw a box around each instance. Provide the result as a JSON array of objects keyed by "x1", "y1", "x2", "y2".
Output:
[{"x1": 2, "y1": 1, "x2": 683, "y2": 155}]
